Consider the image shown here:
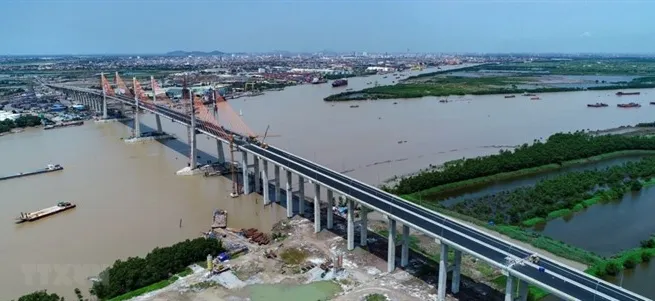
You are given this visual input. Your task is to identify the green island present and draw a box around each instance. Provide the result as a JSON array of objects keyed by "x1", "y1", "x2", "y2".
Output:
[
  {"x1": 382, "y1": 126, "x2": 655, "y2": 300},
  {"x1": 324, "y1": 59, "x2": 655, "y2": 101},
  {"x1": 14, "y1": 237, "x2": 224, "y2": 301}
]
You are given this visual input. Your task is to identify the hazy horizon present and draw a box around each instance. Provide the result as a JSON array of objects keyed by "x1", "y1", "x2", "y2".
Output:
[{"x1": 2, "y1": 0, "x2": 655, "y2": 56}]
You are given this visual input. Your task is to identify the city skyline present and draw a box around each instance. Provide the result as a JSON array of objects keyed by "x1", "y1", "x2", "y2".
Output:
[{"x1": 2, "y1": 0, "x2": 655, "y2": 55}]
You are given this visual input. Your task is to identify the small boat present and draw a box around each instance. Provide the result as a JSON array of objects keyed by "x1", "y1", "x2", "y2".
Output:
[
  {"x1": 617, "y1": 102, "x2": 641, "y2": 108},
  {"x1": 349, "y1": 105, "x2": 359, "y2": 108},
  {"x1": 530, "y1": 97, "x2": 540, "y2": 100},
  {"x1": 523, "y1": 93, "x2": 536, "y2": 96},
  {"x1": 439, "y1": 99, "x2": 448, "y2": 103},
  {"x1": 650, "y1": 102, "x2": 655, "y2": 105},
  {"x1": 504, "y1": 95, "x2": 516, "y2": 98},
  {"x1": 587, "y1": 103, "x2": 609, "y2": 108},
  {"x1": 616, "y1": 92, "x2": 641, "y2": 96}
]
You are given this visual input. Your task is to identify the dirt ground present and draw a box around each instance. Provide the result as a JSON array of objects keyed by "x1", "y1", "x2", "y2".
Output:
[{"x1": 132, "y1": 206, "x2": 524, "y2": 301}]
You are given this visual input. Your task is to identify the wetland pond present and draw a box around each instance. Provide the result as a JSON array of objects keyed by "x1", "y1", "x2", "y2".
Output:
[
  {"x1": 428, "y1": 153, "x2": 653, "y2": 207},
  {"x1": 237, "y1": 281, "x2": 342, "y2": 301},
  {"x1": 424, "y1": 153, "x2": 655, "y2": 299}
]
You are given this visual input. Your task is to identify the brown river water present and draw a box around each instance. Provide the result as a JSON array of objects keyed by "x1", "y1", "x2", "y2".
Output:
[{"x1": 2, "y1": 65, "x2": 655, "y2": 299}]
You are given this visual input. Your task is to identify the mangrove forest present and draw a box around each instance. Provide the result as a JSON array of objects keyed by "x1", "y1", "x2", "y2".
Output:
[{"x1": 390, "y1": 131, "x2": 655, "y2": 195}]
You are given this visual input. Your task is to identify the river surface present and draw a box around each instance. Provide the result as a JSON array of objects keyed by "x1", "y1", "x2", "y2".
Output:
[{"x1": 2, "y1": 64, "x2": 655, "y2": 299}]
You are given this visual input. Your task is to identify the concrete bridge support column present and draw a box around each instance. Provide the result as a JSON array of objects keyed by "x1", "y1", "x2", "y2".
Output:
[
  {"x1": 253, "y1": 157, "x2": 261, "y2": 193},
  {"x1": 102, "y1": 93, "x2": 108, "y2": 119},
  {"x1": 134, "y1": 109, "x2": 141, "y2": 138},
  {"x1": 262, "y1": 168, "x2": 270, "y2": 205},
  {"x1": 347, "y1": 198, "x2": 355, "y2": 250},
  {"x1": 437, "y1": 243, "x2": 449, "y2": 301},
  {"x1": 298, "y1": 176, "x2": 305, "y2": 216},
  {"x1": 313, "y1": 183, "x2": 321, "y2": 233},
  {"x1": 360, "y1": 206, "x2": 368, "y2": 247},
  {"x1": 516, "y1": 279, "x2": 528, "y2": 301},
  {"x1": 387, "y1": 217, "x2": 397, "y2": 273},
  {"x1": 504, "y1": 275, "x2": 515, "y2": 301},
  {"x1": 154, "y1": 115, "x2": 162, "y2": 133},
  {"x1": 451, "y1": 250, "x2": 462, "y2": 294},
  {"x1": 241, "y1": 151, "x2": 250, "y2": 194},
  {"x1": 94, "y1": 95, "x2": 101, "y2": 112},
  {"x1": 326, "y1": 189, "x2": 334, "y2": 229},
  {"x1": 285, "y1": 169, "x2": 293, "y2": 217},
  {"x1": 274, "y1": 165, "x2": 280, "y2": 202},
  {"x1": 217, "y1": 140, "x2": 225, "y2": 163},
  {"x1": 401, "y1": 224, "x2": 410, "y2": 267}
]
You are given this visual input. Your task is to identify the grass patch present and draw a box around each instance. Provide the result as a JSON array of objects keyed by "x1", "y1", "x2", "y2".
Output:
[
  {"x1": 107, "y1": 267, "x2": 193, "y2": 301},
  {"x1": 586, "y1": 238, "x2": 655, "y2": 277},
  {"x1": 365, "y1": 293, "x2": 388, "y2": 301},
  {"x1": 279, "y1": 247, "x2": 309, "y2": 265}
]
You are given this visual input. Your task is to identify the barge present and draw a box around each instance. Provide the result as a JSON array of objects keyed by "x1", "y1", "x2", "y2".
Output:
[
  {"x1": 617, "y1": 102, "x2": 641, "y2": 108},
  {"x1": 16, "y1": 202, "x2": 76, "y2": 224},
  {"x1": 616, "y1": 91, "x2": 641, "y2": 96},
  {"x1": 44, "y1": 121, "x2": 84, "y2": 130},
  {"x1": 0, "y1": 164, "x2": 63, "y2": 181},
  {"x1": 332, "y1": 79, "x2": 348, "y2": 87},
  {"x1": 504, "y1": 95, "x2": 516, "y2": 98},
  {"x1": 587, "y1": 103, "x2": 609, "y2": 108}
]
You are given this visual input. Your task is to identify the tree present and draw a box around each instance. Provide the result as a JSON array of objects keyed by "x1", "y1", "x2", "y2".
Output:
[{"x1": 15, "y1": 290, "x2": 63, "y2": 301}]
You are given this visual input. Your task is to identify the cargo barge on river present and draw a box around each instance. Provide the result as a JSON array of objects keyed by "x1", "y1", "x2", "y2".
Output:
[
  {"x1": 616, "y1": 91, "x2": 641, "y2": 96},
  {"x1": 0, "y1": 164, "x2": 63, "y2": 181},
  {"x1": 44, "y1": 121, "x2": 84, "y2": 130},
  {"x1": 15, "y1": 202, "x2": 76, "y2": 224},
  {"x1": 617, "y1": 102, "x2": 641, "y2": 108},
  {"x1": 332, "y1": 79, "x2": 348, "y2": 87},
  {"x1": 587, "y1": 103, "x2": 609, "y2": 108}
]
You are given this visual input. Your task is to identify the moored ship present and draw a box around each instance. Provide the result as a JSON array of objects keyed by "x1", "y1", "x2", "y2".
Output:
[{"x1": 332, "y1": 79, "x2": 348, "y2": 87}]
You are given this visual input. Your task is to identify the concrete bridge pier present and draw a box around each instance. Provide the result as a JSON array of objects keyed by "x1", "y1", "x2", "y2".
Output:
[
  {"x1": 401, "y1": 224, "x2": 410, "y2": 267},
  {"x1": 347, "y1": 198, "x2": 355, "y2": 250},
  {"x1": 326, "y1": 189, "x2": 334, "y2": 229},
  {"x1": 273, "y1": 165, "x2": 280, "y2": 202},
  {"x1": 102, "y1": 92, "x2": 108, "y2": 119},
  {"x1": 241, "y1": 151, "x2": 250, "y2": 194},
  {"x1": 253, "y1": 156, "x2": 261, "y2": 193},
  {"x1": 298, "y1": 176, "x2": 305, "y2": 216},
  {"x1": 387, "y1": 216, "x2": 397, "y2": 272},
  {"x1": 516, "y1": 278, "x2": 528, "y2": 301},
  {"x1": 154, "y1": 115, "x2": 162, "y2": 133},
  {"x1": 262, "y1": 160, "x2": 270, "y2": 204},
  {"x1": 435, "y1": 240, "x2": 463, "y2": 301},
  {"x1": 216, "y1": 140, "x2": 226, "y2": 163},
  {"x1": 504, "y1": 273, "x2": 515, "y2": 301},
  {"x1": 360, "y1": 206, "x2": 368, "y2": 246},
  {"x1": 313, "y1": 182, "x2": 321, "y2": 233},
  {"x1": 285, "y1": 169, "x2": 293, "y2": 217}
]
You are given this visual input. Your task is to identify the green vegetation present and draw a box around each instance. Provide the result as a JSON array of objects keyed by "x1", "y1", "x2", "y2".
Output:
[
  {"x1": 587, "y1": 236, "x2": 655, "y2": 278},
  {"x1": 388, "y1": 132, "x2": 655, "y2": 195},
  {"x1": 90, "y1": 237, "x2": 224, "y2": 300},
  {"x1": 365, "y1": 293, "x2": 388, "y2": 301},
  {"x1": 450, "y1": 157, "x2": 655, "y2": 225},
  {"x1": 279, "y1": 247, "x2": 309, "y2": 265},
  {"x1": 13, "y1": 288, "x2": 89, "y2": 301},
  {"x1": 0, "y1": 115, "x2": 43, "y2": 134},
  {"x1": 474, "y1": 59, "x2": 655, "y2": 76},
  {"x1": 106, "y1": 268, "x2": 192, "y2": 301}
]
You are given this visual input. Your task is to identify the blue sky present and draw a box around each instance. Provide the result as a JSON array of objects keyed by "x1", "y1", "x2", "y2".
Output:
[{"x1": 1, "y1": 0, "x2": 654, "y2": 55}]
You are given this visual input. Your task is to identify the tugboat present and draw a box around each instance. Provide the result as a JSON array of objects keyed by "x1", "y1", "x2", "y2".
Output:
[
  {"x1": 616, "y1": 91, "x2": 641, "y2": 96},
  {"x1": 617, "y1": 102, "x2": 641, "y2": 108},
  {"x1": 332, "y1": 79, "x2": 348, "y2": 87},
  {"x1": 587, "y1": 103, "x2": 609, "y2": 108}
]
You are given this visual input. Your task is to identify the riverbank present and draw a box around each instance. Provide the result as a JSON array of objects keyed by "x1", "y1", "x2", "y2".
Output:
[{"x1": 323, "y1": 70, "x2": 655, "y2": 102}]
